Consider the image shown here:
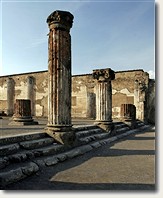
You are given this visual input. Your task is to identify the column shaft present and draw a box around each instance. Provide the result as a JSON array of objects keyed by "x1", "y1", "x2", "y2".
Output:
[
  {"x1": 96, "y1": 81, "x2": 112, "y2": 122},
  {"x1": 93, "y1": 68, "x2": 115, "y2": 132},
  {"x1": 7, "y1": 78, "x2": 15, "y2": 116},
  {"x1": 46, "y1": 10, "x2": 75, "y2": 145},
  {"x1": 48, "y1": 27, "x2": 71, "y2": 127}
]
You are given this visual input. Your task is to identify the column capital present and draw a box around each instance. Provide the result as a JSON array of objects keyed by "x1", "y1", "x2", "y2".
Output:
[
  {"x1": 92, "y1": 68, "x2": 115, "y2": 82},
  {"x1": 47, "y1": 10, "x2": 74, "y2": 31}
]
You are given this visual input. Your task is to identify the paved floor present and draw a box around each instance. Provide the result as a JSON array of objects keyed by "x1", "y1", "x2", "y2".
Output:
[
  {"x1": 0, "y1": 117, "x2": 98, "y2": 138},
  {"x1": 4, "y1": 126, "x2": 155, "y2": 190}
]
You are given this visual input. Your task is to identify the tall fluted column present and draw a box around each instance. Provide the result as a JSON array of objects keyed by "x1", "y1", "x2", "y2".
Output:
[
  {"x1": 46, "y1": 10, "x2": 75, "y2": 145},
  {"x1": 93, "y1": 68, "x2": 115, "y2": 132}
]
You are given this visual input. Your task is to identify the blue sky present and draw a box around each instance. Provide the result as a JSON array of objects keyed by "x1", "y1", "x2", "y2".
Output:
[{"x1": 0, "y1": 0, "x2": 155, "y2": 78}]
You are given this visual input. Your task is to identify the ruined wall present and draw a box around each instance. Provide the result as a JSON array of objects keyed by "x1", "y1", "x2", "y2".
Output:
[
  {"x1": 0, "y1": 69, "x2": 155, "y2": 123},
  {"x1": 71, "y1": 69, "x2": 151, "y2": 120},
  {"x1": 0, "y1": 72, "x2": 95, "y2": 118},
  {"x1": 112, "y1": 71, "x2": 135, "y2": 118},
  {"x1": 72, "y1": 74, "x2": 96, "y2": 118},
  {"x1": 0, "y1": 77, "x2": 7, "y2": 112},
  {"x1": 147, "y1": 79, "x2": 155, "y2": 124},
  {"x1": 112, "y1": 70, "x2": 149, "y2": 121},
  {"x1": 0, "y1": 71, "x2": 48, "y2": 117}
]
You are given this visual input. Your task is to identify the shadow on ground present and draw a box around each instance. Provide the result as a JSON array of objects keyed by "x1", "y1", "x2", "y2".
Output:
[{"x1": 4, "y1": 128, "x2": 155, "y2": 191}]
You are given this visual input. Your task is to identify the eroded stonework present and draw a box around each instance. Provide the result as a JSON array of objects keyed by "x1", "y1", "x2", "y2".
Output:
[
  {"x1": 45, "y1": 10, "x2": 75, "y2": 145},
  {"x1": 0, "y1": 69, "x2": 155, "y2": 124}
]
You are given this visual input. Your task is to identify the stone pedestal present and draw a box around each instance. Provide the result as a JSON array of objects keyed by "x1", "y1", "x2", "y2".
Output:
[
  {"x1": 120, "y1": 103, "x2": 136, "y2": 128},
  {"x1": 45, "y1": 10, "x2": 75, "y2": 145},
  {"x1": 9, "y1": 99, "x2": 38, "y2": 125},
  {"x1": 93, "y1": 68, "x2": 115, "y2": 132},
  {"x1": 120, "y1": 104, "x2": 136, "y2": 121}
]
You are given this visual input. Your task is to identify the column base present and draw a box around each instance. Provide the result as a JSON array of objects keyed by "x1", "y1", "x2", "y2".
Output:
[
  {"x1": 120, "y1": 118, "x2": 137, "y2": 129},
  {"x1": 9, "y1": 116, "x2": 39, "y2": 125},
  {"x1": 45, "y1": 125, "x2": 76, "y2": 146},
  {"x1": 94, "y1": 121, "x2": 114, "y2": 132}
]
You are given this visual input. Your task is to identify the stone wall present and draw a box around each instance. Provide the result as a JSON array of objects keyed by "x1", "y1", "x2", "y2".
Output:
[
  {"x1": 72, "y1": 74, "x2": 95, "y2": 118},
  {"x1": 0, "y1": 69, "x2": 155, "y2": 123},
  {"x1": 0, "y1": 71, "x2": 48, "y2": 117},
  {"x1": 146, "y1": 79, "x2": 155, "y2": 124}
]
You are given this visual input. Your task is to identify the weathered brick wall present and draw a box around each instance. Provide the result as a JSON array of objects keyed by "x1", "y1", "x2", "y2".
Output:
[
  {"x1": 112, "y1": 70, "x2": 148, "y2": 119},
  {"x1": 147, "y1": 79, "x2": 155, "y2": 124},
  {"x1": 0, "y1": 71, "x2": 48, "y2": 117},
  {"x1": 0, "y1": 77, "x2": 7, "y2": 111},
  {"x1": 72, "y1": 74, "x2": 95, "y2": 118},
  {"x1": 0, "y1": 69, "x2": 155, "y2": 123}
]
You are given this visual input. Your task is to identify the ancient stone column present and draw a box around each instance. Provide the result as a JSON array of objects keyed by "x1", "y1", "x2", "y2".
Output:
[
  {"x1": 93, "y1": 68, "x2": 115, "y2": 132},
  {"x1": 46, "y1": 10, "x2": 75, "y2": 145},
  {"x1": 120, "y1": 104, "x2": 136, "y2": 121},
  {"x1": 86, "y1": 92, "x2": 96, "y2": 119},
  {"x1": 134, "y1": 76, "x2": 147, "y2": 121},
  {"x1": 9, "y1": 99, "x2": 38, "y2": 125},
  {"x1": 7, "y1": 78, "x2": 15, "y2": 116},
  {"x1": 27, "y1": 76, "x2": 35, "y2": 115},
  {"x1": 120, "y1": 104, "x2": 136, "y2": 128}
]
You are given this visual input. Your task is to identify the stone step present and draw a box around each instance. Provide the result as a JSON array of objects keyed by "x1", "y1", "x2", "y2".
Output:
[
  {"x1": 73, "y1": 125, "x2": 98, "y2": 132},
  {"x1": 0, "y1": 126, "x2": 117, "y2": 171},
  {"x1": 19, "y1": 137, "x2": 55, "y2": 150},
  {"x1": 0, "y1": 161, "x2": 39, "y2": 187},
  {"x1": 137, "y1": 122, "x2": 145, "y2": 127},
  {"x1": 0, "y1": 126, "x2": 150, "y2": 189},
  {"x1": 75, "y1": 128, "x2": 102, "y2": 138},
  {"x1": 0, "y1": 144, "x2": 94, "y2": 187},
  {"x1": 116, "y1": 126, "x2": 130, "y2": 134},
  {"x1": 0, "y1": 143, "x2": 20, "y2": 156},
  {"x1": 78, "y1": 132, "x2": 110, "y2": 145},
  {"x1": 0, "y1": 133, "x2": 47, "y2": 146},
  {"x1": 114, "y1": 122, "x2": 129, "y2": 129},
  {"x1": 0, "y1": 137, "x2": 56, "y2": 157},
  {"x1": 0, "y1": 123, "x2": 130, "y2": 159},
  {"x1": 0, "y1": 143, "x2": 66, "y2": 171}
]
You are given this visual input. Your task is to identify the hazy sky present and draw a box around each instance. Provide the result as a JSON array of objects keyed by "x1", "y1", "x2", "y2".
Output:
[{"x1": 0, "y1": 0, "x2": 155, "y2": 78}]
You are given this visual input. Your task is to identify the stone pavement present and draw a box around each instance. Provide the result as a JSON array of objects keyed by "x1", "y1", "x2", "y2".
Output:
[
  {"x1": 4, "y1": 126, "x2": 155, "y2": 190},
  {"x1": 0, "y1": 117, "x2": 96, "y2": 138}
]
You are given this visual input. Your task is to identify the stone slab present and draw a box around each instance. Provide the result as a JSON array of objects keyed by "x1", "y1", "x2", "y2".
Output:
[
  {"x1": 9, "y1": 121, "x2": 39, "y2": 126},
  {"x1": 44, "y1": 156, "x2": 59, "y2": 166},
  {"x1": 0, "y1": 143, "x2": 20, "y2": 156},
  {"x1": 19, "y1": 137, "x2": 54, "y2": 149}
]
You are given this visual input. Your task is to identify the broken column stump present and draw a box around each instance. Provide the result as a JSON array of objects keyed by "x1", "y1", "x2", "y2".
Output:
[
  {"x1": 93, "y1": 68, "x2": 115, "y2": 132},
  {"x1": 9, "y1": 99, "x2": 38, "y2": 125},
  {"x1": 45, "y1": 10, "x2": 75, "y2": 145},
  {"x1": 120, "y1": 103, "x2": 136, "y2": 128}
]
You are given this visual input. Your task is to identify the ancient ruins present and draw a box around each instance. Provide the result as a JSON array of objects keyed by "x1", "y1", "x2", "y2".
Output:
[
  {"x1": 0, "y1": 10, "x2": 155, "y2": 130},
  {"x1": 0, "y1": 10, "x2": 155, "y2": 189},
  {"x1": 0, "y1": 70, "x2": 155, "y2": 124},
  {"x1": 93, "y1": 68, "x2": 115, "y2": 131},
  {"x1": 45, "y1": 10, "x2": 75, "y2": 144},
  {"x1": 9, "y1": 99, "x2": 38, "y2": 126}
]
